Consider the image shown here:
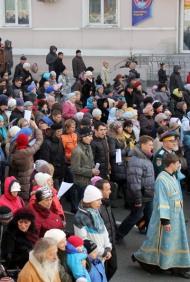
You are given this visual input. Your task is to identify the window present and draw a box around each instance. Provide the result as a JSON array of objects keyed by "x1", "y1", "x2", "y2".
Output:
[
  {"x1": 85, "y1": 0, "x2": 119, "y2": 26},
  {"x1": 4, "y1": 0, "x2": 30, "y2": 26}
]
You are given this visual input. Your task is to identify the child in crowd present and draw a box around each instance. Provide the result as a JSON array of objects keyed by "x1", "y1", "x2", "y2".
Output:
[
  {"x1": 66, "y1": 235, "x2": 91, "y2": 282},
  {"x1": 84, "y1": 239, "x2": 107, "y2": 282}
]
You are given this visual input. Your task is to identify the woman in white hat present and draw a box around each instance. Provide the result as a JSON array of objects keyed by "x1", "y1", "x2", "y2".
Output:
[{"x1": 74, "y1": 185, "x2": 112, "y2": 263}]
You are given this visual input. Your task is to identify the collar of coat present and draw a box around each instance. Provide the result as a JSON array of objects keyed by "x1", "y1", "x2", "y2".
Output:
[{"x1": 29, "y1": 251, "x2": 57, "y2": 282}]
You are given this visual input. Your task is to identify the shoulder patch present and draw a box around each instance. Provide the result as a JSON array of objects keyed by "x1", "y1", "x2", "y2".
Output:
[{"x1": 156, "y1": 158, "x2": 162, "y2": 167}]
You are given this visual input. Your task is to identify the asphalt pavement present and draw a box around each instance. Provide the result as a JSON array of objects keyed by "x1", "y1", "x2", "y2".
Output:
[{"x1": 62, "y1": 189, "x2": 190, "y2": 282}]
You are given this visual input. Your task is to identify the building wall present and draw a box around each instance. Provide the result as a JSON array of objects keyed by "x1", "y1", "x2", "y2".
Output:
[{"x1": 0, "y1": 0, "x2": 179, "y2": 75}]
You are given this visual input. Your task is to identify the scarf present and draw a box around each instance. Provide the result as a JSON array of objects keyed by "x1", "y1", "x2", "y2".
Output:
[
  {"x1": 0, "y1": 115, "x2": 7, "y2": 140},
  {"x1": 87, "y1": 208, "x2": 105, "y2": 233}
]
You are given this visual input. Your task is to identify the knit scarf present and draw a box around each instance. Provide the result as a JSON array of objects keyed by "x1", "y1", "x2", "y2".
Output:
[
  {"x1": 0, "y1": 126, "x2": 7, "y2": 140},
  {"x1": 87, "y1": 208, "x2": 105, "y2": 233}
]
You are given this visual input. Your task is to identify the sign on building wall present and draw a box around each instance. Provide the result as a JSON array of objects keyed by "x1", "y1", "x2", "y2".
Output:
[{"x1": 132, "y1": 0, "x2": 153, "y2": 26}]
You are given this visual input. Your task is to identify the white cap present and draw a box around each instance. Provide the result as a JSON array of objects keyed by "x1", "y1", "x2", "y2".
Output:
[
  {"x1": 83, "y1": 185, "x2": 103, "y2": 203},
  {"x1": 34, "y1": 172, "x2": 51, "y2": 186},
  {"x1": 44, "y1": 229, "x2": 66, "y2": 243},
  {"x1": 169, "y1": 117, "x2": 182, "y2": 127},
  {"x1": 8, "y1": 98, "x2": 16, "y2": 108},
  {"x1": 10, "y1": 182, "x2": 21, "y2": 192},
  {"x1": 8, "y1": 126, "x2": 21, "y2": 138},
  {"x1": 23, "y1": 62, "x2": 30, "y2": 69}
]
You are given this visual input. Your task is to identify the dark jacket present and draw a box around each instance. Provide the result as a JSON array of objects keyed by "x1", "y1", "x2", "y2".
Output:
[
  {"x1": 46, "y1": 45, "x2": 58, "y2": 72},
  {"x1": 126, "y1": 144, "x2": 155, "y2": 204},
  {"x1": 13, "y1": 63, "x2": 23, "y2": 80},
  {"x1": 139, "y1": 114, "x2": 156, "y2": 138},
  {"x1": 58, "y1": 249, "x2": 73, "y2": 282},
  {"x1": 20, "y1": 69, "x2": 33, "y2": 91},
  {"x1": 81, "y1": 79, "x2": 94, "y2": 107},
  {"x1": 97, "y1": 98, "x2": 109, "y2": 124},
  {"x1": 11, "y1": 129, "x2": 43, "y2": 200},
  {"x1": 107, "y1": 133, "x2": 128, "y2": 183},
  {"x1": 9, "y1": 108, "x2": 24, "y2": 125},
  {"x1": 169, "y1": 93, "x2": 184, "y2": 116},
  {"x1": 91, "y1": 135, "x2": 109, "y2": 179},
  {"x1": 133, "y1": 90, "x2": 144, "y2": 108},
  {"x1": 158, "y1": 68, "x2": 167, "y2": 84},
  {"x1": 170, "y1": 65, "x2": 184, "y2": 93},
  {"x1": 4, "y1": 40, "x2": 13, "y2": 73},
  {"x1": 72, "y1": 55, "x2": 86, "y2": 79},
  {"x1": 99, "y1": 199, "x2": 117, "y2": 245},
  {"x1": 54, "y1": 57, "x2": 66, "y2": 81},
  {"x1": 124, "y1": 90, "x2": 135, "y2": 107},
  {"x1": 40, "y1": 135, "x2": 67, "y2": 180}
]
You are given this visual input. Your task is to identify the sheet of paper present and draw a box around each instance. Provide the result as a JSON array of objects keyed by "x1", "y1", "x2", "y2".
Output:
[
  {"x1": 57, "y1": 182, "x2": 73, "y2": 199},
  {"x1": 28, "y1": 138, "x2": 36, "y2": 146},
  {"x1": 24, "y1": 110, "x2": 32, "y2": 122},
  {"x1": 116, "y1": 149, "x2": 122, "y2": 163}
]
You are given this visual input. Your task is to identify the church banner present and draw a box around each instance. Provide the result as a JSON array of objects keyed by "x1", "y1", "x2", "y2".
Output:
[{"x1": 132, "y1": 0, "x2": 153, "y2": 26}]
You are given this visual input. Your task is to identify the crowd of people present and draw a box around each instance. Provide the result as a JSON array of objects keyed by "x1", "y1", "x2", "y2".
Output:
[{"x1": 0, "y1": 38, "x2": 189, "y2": 281}]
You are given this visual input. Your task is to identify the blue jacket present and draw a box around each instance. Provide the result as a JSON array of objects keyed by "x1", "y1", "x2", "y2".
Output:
[
  {"x1": 89, "y1": 257, "x2": 107, "y2": 282},
  {"x1": 66, "y1": 242, "x2": 91, "y2": 282}
]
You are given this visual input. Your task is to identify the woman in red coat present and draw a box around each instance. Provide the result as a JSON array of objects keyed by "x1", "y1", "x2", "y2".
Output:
[
  {"x1": 31, "y1": 186, "x2": 63, "y2": 237},
  {"x1": 0, "y1": 176, "x2": 24, "y2": 214}
]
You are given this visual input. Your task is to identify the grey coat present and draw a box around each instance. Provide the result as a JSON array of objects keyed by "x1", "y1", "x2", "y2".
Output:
[
  {"x1": 126, "y1": 145, "x2": 155, "y2": 205},
  {"x1": 71, "y1": 141, "x2": 94, "y2": 186}
]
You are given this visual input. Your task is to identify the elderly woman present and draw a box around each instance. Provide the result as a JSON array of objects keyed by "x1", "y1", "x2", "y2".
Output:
[
  {"x1": 2, "y1": 207, "x2": 38, "y2": 269},
  {"x1": 31, "y1": 186, "x2": 63, "y2": 237},
  {"x1": 74, "y1": 185, "x2": 112, "y2": 262},
  {"x1": 139, "y1": 104, "x2": 156, "y2": 138},
  {"x1": 44, "y1": 229, "x2": 73, "y2": 282},
  {"x1": 62, "y1": 92, "x2": 77, "y2": 121}
]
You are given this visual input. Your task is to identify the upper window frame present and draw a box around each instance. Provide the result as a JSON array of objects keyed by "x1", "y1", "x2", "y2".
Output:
[
  {"x1": 82, "y1": 0, "x2": 120, "y2": 28},
  {"x1": 2, "y1": 0, "x2": 31, "y2": 27}
]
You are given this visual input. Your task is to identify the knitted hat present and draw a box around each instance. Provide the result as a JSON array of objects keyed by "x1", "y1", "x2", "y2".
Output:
[
  {"x1": 153, "y1": 101, "x2": 162, "y2": 109},
  {"x1": 142, "y1": 104, "x2": 153, "y2": 114},
  {"x1": 80, "y1": 117, "x2": 91, "y2": 126},
  {"x1": 0, "y1": 206, "x2": 13, "y2": 220},
  {"x1": 43, "y1": 73, "x2": 50, "y2": 80},
  {"x1": 10, "y1": 181, "x2": 21, "y2": 192},
  {"x1": 46, "y1": 86, "x2": 54, "y2": 94},
  {"x1": 23, "y1": 62, "x2": 30, "y2": 69},
  {"x1": 35, "y1": 186, "x2": 53, "y2": 202},
  {"x1": 92, "y1": 109, "x2": 102, "y2": 118},
  {"x1": 8, "y1": 98, "x2": 16, "y2": 108},
  {"x1": 50, "y1": 71, "x2": 56, "y2": 77},
  {"x1": 16, "y1": 98, "x2": 24, "y2": 107},
  {"x1": 16, "y1": 133, "x2": 29, "y2": 149},
  {"x1": 24, "y1": 101, "x2": 33, "y2": 107},
  {"x1": 50, "y1": 123, "x2": 62, "y2": 130},
  {"x1": 117, "y1": 100, "x2": 126, "y2": 109},
  {"x1": 67, "y1": 235, "x2": 84, "y2": 248},
  {"x1": 44, "y1": 229, "x2": 66, "y2": 243},
  {"x1": 91, "y1": 176, "x2": 103, "y2": 186},
  {"x1": 35, "y1": 172, "x2": 51, "y2": 186},
  {"x1": 13, "y1": 207, "x2": 35, "y2": 222},
  {"x1": 27, "y1": 84, "x2": 36, "y2": 92},
  {"x1": 79, "y1": 127, "x2": 93, "y2": 138},
  {"x1": 133, "y1": 81, "x2": 141, "y2": 88},
  {"x1": 39, "y1": 116, "x2": 54, "y2": 126},
  {"x1": 74, "y1": 112, "x2": 84, "y2": 121},
  {"x1": 122, "y1": 111, "x2": 134, "y2": 119},
  {"x1": 83, "y1": 185, "x2": 103, "y2": 203},
  {"x1": 104, "y1": 89, "x2": 112, "y2": 95},
  {"x1": 123, "y1": 120, "x2": 133, "y2": 127},
  {"x1": 109, "y1": 121, "x2": 122, "y2": 132},
  {"x1": 83, "y1": 239, "x2": 97, "y2": 254},
  {"x1": 0, "y1": 99, "x2": 7, "y2": 106},
  {"x1": 155, "y1": 113, "x2": 167, "y2": 124},
  {"x1": 35, "y1": 160, "x2": 48, "y2": 172},
  {"x1": 8, "y1": 126, "x2": 21, "y2": 138},
  {"x1": 83, "y1": 113, "x2": 93, "y2": 119},
  {"x1": 66, "y1": 92, "x2": 76, "y2": 101},
  {"x1": 118, "y1": 88, "x2": 125, "y2": 95}
]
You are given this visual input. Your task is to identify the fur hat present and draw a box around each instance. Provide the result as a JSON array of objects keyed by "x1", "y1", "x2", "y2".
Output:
[
  {"x1": 142, "y1": 104, "x2": 153, "y2": 114},
  {"x1": 0, "y1": 206, "x2": 13, "y2": 220},
  {"x1": 34, "y1": 172, "x2": 51, "y2": 186},
  {"x1": 67, "y1": 235, "x2": 84, "y2": 248},
  {"x1": 35, "y1": 186, "x2": 53, "y2": 202},
  {"x1": 23, "y1": 63, "x2": 30, "y2": 69},
  {"x1": 8, "y1": 126, "x2": 21, "y2": 138},
  {"x1": 8, "y1": 98, "x2": 16, "y2": 108},
  {"x1": 13, "y1": 207, "x2": 35, "y2": 222},
  {"x1": 155, "y1": 113, "x2": 167, "y2": 124},
  {"x1": 83, "y1": 185, "x2": 103, "y2": 203},
  {"x1": 83, "y1": 239, "x2": 97, "y2": 254},
  {"x1": 92, "y1": 109, "x2": 102, "y2": 118},
  {"x1": 44, "y1": 229, "x2": 66, "y2": 243}
]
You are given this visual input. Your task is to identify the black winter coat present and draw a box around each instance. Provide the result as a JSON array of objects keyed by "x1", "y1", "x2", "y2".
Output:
[
  {"x1": 139, "y1": 114, "x2": 156, "y2": 138},
  {"x1": 9, "y1": 108, "x2": 24, "y2": 125},
  {"x1": 158, "y1": 68, "x2": 167, "y2": 84},
  {"x1": 13, "y1": 63, "x2": 23, "y2": 80},
  {"x1": 20, "y1": 69, "x2": 33, "y2": 91},
  {"x1": 108, "y1": 136, "x2": 128, "y2": 183},
  {"x1": 46, "y1": 45, "x2": 57, "y2": 72},
  {"x1": 54, "y1": 57, "x2": 66, "y2": 81},
  {"x1": 124, "y1": 90, "x2": 135, "y2": 107},
  {"x1": 72, "y1": 55, "x2": 86, "y2": 79},
  {"x1": 40, "y1": 136, "x2": 67, "y2": 179},
  {"x1": 170, "y1": 65, "x2": 184, "y2": 93},
  {"x1": 99, "y1": 199, "x2": 117, "y2": 245},
  {"x1": 91, "y1": 136, "x2": 109, "y2": 179}
]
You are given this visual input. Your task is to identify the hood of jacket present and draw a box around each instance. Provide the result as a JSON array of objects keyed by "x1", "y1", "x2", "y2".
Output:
[
  {"x1": 4, "y1": 176, "x2": 19, "y2": 201},
  {"x1": 173, "y1": 65, "x2": 181, "y2": 74},
  {"x1": 128, "y1": 144, "x2": 148, "y2": 160},
  {"x1": 50, "y1": 45, "x2": 57, "y2": 53},
  {"x1": 4, "y1": 40, "x2": 12, "y2": 49}
]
